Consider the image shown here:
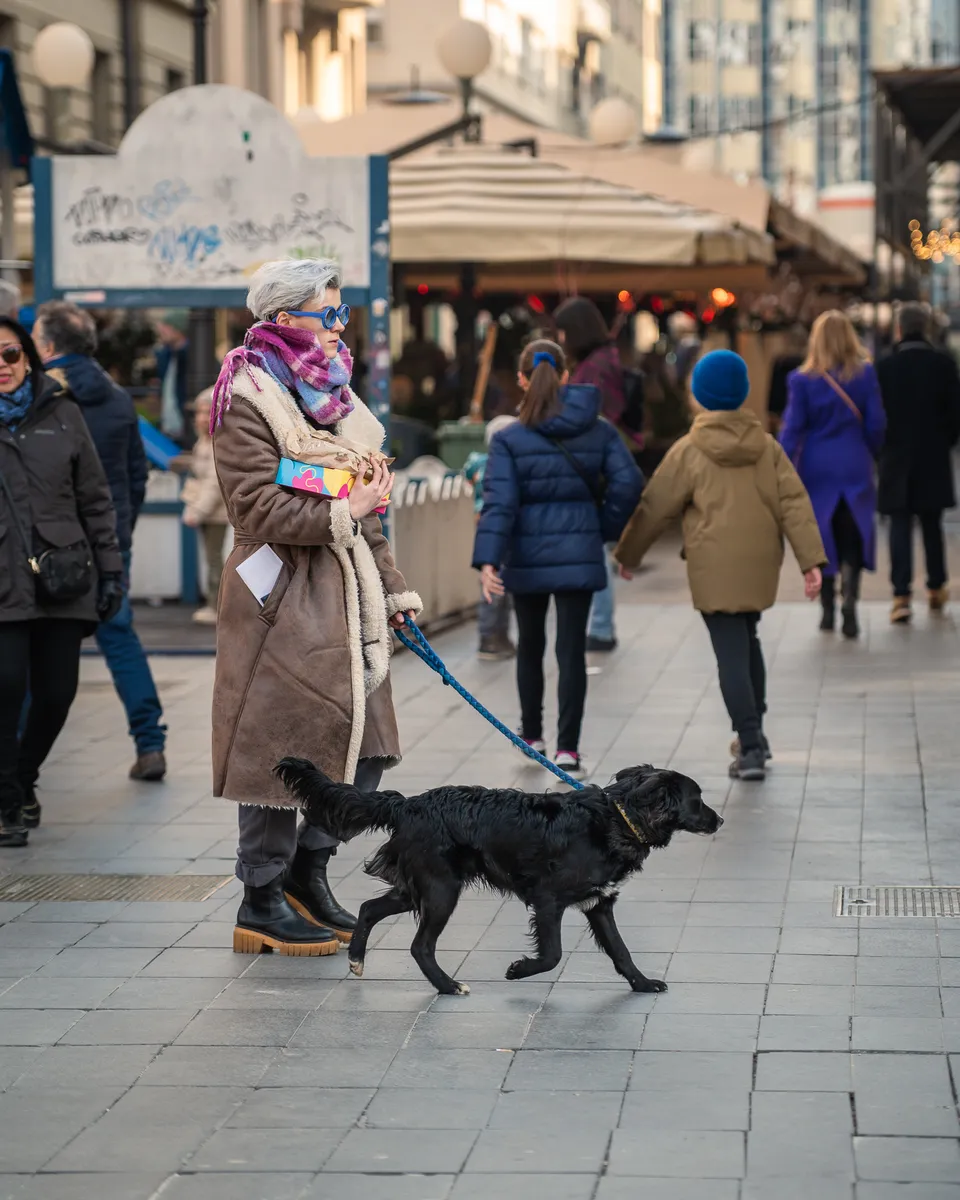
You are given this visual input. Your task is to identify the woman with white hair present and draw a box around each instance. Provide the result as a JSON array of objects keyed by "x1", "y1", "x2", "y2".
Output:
[{"x1": 210, "y1": 258, "x2": 421, "y2": 956}]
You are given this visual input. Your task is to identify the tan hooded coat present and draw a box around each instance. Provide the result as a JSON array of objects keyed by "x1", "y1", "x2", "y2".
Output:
[{"x1": 615, "y1": 407, "x2": 826, "y2": 613}]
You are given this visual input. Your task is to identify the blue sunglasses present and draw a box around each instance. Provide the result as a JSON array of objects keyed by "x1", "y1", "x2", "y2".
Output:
[{"x1": 284, "y1": 305, "x2": 351, "y2": 330}]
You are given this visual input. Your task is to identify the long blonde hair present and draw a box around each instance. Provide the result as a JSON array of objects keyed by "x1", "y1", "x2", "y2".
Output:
[{"x1": 800, "y1": 310, "x2": 870, "y2": 381}]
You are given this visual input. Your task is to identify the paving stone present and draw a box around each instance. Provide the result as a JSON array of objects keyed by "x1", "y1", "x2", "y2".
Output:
[
  {"x1": 487, "y1": 1089, "x2": 623, "y2": 1131},
  {"x1": 607, "y1": 1129, "x2": 745, "y2": 1177},
  {"x1": 36, "y1": 948, "x2": 161, "y2": 977},
  {"x1": 0, "y1": 978, "x2": 121, "y2": 1010},
  {"x1": 523, "y1": 1012, "x2": 646, "y2": 1050},
  {"x1": 60, "y1": 1009, "x2": 197, "y2": 1045},
  {"x1": 363, "y1": 1087, "x2": 498, "y2": 1129},
  {"x1": 9, "y1": 1044, "x2": 160, "y2": 1090},
  {"x1": 742, "y1": 1181, "x2": 853, "y2": 1200},
  {"x1": 854, "y1": 986, "x2": 943, "y2": 1017},
  {"x1": 854, "y1": 1138, "x2": 960, "y2": 1182},
  {"x1": 380, "y1": 1049, "x2": 513, "y2": 1090},
  {"x1": 0, "y1": 1086, "x2": 121, "y2": 1170},
  {"x1": 227, "y1": 1086, "x2": 373, "y2": 1128},
  {"x1": 452, "y1": 1175, "x2": 596, "y2": 1199},
  {"x1": 757, "y1": 1016, "x2": 851, "y2": 1051},
  {"x1": 772, "y1": 954, "x2": 857, "y2": 985},
  {"x1": 748, "y1": 1092, "x2": 854, "y2": 1178},
  {"x1": 157, "y1": 1174, "x2": 311, "y2": 1200},
  {"x1": 11, "y1": 1174, "x2": 168, "y2": 1199},
  {"x1": 755, "y1": 1051, "x2": 853, "y2": 1091},
  {"x1": 853, "y1": 1054, "x2": 959, "y2": 1136},
  {"x1": 288, "y1": 1010, "x2": 418, "y2": 1050},
  {"x1": 465, "y1": 1128, "x2": 609, "y2": 1173},
  {"x1": 260, "y1": 1047, "x2": 398, "y2": 1089},
  {"x1": 77, "y1": 923, "x2": 198, "y2": 948},
  {"x1": 856, "y1": 1186, "x2": 960, "y2": 1200},
  {"x1": 0, "y1": 1010, "x2": 84, "y2": 1046},
  {"x1": 174, "y1": 1008, "x2": 310, "y2": 1046},
  {"x1": 630, "y1": 1050, "x2": 755, "y2": 1091},
  {"x1": 640, "y1": 1015, "x2": 759, "y2": 1052},
  {"x1": 138, "y1": 1045, "x2": 279, "y2": 1087},
  {"x1": 619, "y1": 1087, "x2": 750, "y2": 1130},
  {"x1": 187, "y1": 1126, "x2": 344, "y2": 1171},
  {"x1": 765, "y1": 985, "x2": 855, "y2": 1015},
  {"x1": 324, "y1": 1128, "x2": 478, "y2": 1174},
  {"x1": 301, "y1": 1177, "x2": 453, "y2": 1200},
  {"x1": 504, "y1": 1049, "x2": 631, "y2": 1091},
  {"x1": 650, "y1": 983, "x2": 767, "y2": 1014}
]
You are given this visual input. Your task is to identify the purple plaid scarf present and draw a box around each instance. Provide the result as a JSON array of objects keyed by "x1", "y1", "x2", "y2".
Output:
[{"x1": 210, "y1": 321, "x2": 354, "y2": 433}]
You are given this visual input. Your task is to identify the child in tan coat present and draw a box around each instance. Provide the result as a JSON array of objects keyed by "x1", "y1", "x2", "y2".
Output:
[
  {"x1": 615, "y1": 350, "x2": 826, "y2": 780},
  {"x1": 181, "y1": 388, "x2": 230, "y2": 624}
]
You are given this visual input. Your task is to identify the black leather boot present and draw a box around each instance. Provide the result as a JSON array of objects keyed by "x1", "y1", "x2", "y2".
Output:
[
  {"x1": 233, "y1": 876, "x2": 340, "y2": 956},
  {"x1": 820, "y1": 574, "x2": 836, "y2": 632},
  {"x1": 285, "y1": 846, "x2": 357, "y2": 942},
  {"x1": 20, "y1": 784, "x2": 40, "y2": 830},
  {"x1": 841, "y1": 564, "x2": 860, "y2": 639},
  {"x1": 0, "y1": 781, "x2": 28, "y2": 848}
]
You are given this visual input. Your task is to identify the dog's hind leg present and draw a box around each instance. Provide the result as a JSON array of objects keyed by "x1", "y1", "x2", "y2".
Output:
[
  {"x1": 586, "y1": 898, "x2": 667, "y2": 993},
  {"x1": 349, "y1": 889, "x2": 412, "y2": 978},
  {"x1": 505, "y1": 901, "x2": 563, "y2": 980},
  {"x1": 410, "y1": 879, "x2": 468, "y2": 996}
]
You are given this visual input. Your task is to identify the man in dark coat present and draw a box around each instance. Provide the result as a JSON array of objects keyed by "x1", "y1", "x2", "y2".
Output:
[
  {"x1": 877, "y1": 302, "x2": 960, "y2": 623},
  {"x1": 34, "y1": 302, "x2": 167, "y2": 781}
]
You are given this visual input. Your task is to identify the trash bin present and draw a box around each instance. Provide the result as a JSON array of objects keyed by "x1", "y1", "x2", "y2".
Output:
[{"x1": 437, "y1": 420, "x2": 486, "y2": 470}]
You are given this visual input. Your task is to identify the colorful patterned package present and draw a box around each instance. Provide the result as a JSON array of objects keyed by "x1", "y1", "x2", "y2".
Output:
[{"x1": 275, "y1": 458, "x2": 390, "y2": 513}]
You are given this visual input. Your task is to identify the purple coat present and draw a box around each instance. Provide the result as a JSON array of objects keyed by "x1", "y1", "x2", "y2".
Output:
[{"x1": 779, "y1": 364, "x2": 886, "y2": 573}]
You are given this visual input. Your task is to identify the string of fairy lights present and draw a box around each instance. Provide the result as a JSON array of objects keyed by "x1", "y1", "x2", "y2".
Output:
[{"x1": 909, "y1": 219, "x2": 960, "y2": 262}]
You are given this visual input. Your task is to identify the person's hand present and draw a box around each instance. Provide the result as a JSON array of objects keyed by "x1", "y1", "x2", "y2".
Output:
[
  {"x1": 389, "y1": 608, "x2": 416, "y2": 630},
  {"x1": 169, "y1": 454, "x2": 192, "y2": 475},
  {"x1": 97, "y1": 574, "x2": 124, "y2": 623},
  {"x1": 349, "y1": 460, "x2": 395, "y2": 521},
  {"x1": 618, "y1": 564, "x2": 635, "y2": 581},
  {"x1": 182, "y1": 510, "x2": 199, "y2": 528},
  {"x1": 804, "y1": 567, "x2": 822, "y2": 600},
  {"x1": 480, "y1": 564, "x2": 505, "y2": 603}
]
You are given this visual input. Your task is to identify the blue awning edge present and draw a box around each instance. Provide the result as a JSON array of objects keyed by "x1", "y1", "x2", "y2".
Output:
[{"x1": 0, "y1": 49, "x2": 33, "y2": 170}]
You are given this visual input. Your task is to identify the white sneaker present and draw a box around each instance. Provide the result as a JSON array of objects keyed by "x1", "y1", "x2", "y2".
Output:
[
  {"x1": 521, "y1": 737, "x2": 547, "y2": 757},
  {"x1": 192, "y1": 606, "x2": 218, "y2": 625},
  {"x1": 555, "y1": 750, "x2": 585, "y2": 776}
]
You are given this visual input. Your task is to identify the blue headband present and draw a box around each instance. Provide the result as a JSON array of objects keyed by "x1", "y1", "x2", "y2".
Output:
[{"x1": 532, "y1": 350, "x2": 556, "y2": 369}]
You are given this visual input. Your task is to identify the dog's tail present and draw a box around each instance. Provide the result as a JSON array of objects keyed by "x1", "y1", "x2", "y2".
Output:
[{"x1": 274, "y1": 757, "x2": 402, "y2": 840}]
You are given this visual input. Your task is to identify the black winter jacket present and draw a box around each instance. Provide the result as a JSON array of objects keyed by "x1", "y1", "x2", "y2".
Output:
[
  {"x1": 0, "y1": 373, "x2": 122, "y2": 629},
  {"x1": 48, "y1": 355, "x2": 147, "y2": 553},
  {"x1": 877, "y1": 339, "x2": 960, "y2": 514}
]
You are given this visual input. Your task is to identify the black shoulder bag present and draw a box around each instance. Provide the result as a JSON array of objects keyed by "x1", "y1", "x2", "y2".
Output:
[
  {"x1": 539, "y1": 434, "x2": 607, "y2": 509},
  {"x1": 0, "y1": 467, "x2": 93, "y2": 604}
]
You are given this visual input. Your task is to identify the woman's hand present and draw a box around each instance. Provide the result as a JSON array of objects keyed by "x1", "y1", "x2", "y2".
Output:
[
  {"x1": 389, "y1": 608, "x2": 416, "y2": 630},
  {"x1": 480, "y1": 564, "x2": 505, "y2": 603},
  {"x1": 349, "y1": 460, "x2": 394, "y2": 521},
  {"x1": 804, "y1": 567, "x2": 822, "y2": 600},
  {"x1": 618, "y1": 564, "x2": 635, "y2": 581}
]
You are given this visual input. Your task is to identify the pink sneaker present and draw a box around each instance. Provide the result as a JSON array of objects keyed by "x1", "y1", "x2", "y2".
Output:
[{"x1": 521, "y1": 737, "x2": 547, "y2": 756}]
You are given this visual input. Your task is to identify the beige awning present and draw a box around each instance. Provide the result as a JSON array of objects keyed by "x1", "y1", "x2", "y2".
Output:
[{"x1": 390, "y1": 145, "x2": 775, "y2": 274}]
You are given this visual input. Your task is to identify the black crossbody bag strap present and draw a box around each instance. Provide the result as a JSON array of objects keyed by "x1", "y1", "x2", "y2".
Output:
[
  {"x1": 538, "y1": 433, "x2": 604, "y2": 509},
  {"x1": 0, "y1": 465, "x2": 40, "y2": 575}
]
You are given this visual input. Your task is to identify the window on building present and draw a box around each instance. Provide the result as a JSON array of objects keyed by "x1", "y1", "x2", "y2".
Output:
[
  {"x1": 689, "y1": 19, "x2": 715, "y2": 61},
  {"x1": 91, "y1": 51, "x2": 111, "y2": 143},
  {"x1": 689, "y1": 93, "x2": 716, "y2": 136},
  {"x1": 165, "y1": 67, "x2": 185, "y2": 93},
  {"x1": 366, "y1": 11, "x2": 384, "y2": 46},
  {"x1": 720, "y1": 95, "x2": 761, "y2": 132},
  {"x1": 44, "y1": 88, "x2": 70, "y2": 145}
]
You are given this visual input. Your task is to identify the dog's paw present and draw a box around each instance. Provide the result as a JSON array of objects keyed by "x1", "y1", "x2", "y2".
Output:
[
  {"x1": 631, "y1": 977, "x2": 667, "y2": 993},
  {"x1": 505, "y1": 959, "x2": 527, "y2": 981},
  {"x1": 454, "y1": 982, "x2": 471, "y2": 995},
  {"x1": 348, "y1": 958, "x2": 364, "y2": 977}
]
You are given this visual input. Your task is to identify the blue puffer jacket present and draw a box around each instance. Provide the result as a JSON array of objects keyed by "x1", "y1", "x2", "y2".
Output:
[{"x1": 473, "y1": 384, "x2": 644, "y2": 593}]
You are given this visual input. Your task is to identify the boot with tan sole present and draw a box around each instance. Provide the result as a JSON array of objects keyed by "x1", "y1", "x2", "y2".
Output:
[
  {"x1": 891, "y1": 596, "x2": 912, "y2": 625},
  {"x1": 929, "y1": 586, "x2": 949, "y2": 613},
  {"x1": 233, "y1": 876, "x2": 340, "y2": 956},
  {"x1": 284, "y1": 845, "x2": 356, "y2": 943}
]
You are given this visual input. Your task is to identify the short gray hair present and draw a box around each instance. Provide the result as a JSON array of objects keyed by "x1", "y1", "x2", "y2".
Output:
[
  {"x1": 35, "y1": 300, "x2": 98, "y2": 356},
  {"x1": 245, "y1": 258, "x2": 342, "y2": 322},
  {"x1": 896, "y1": 301, "x2": 930, "y2": 342},
  {"x1": 0, "y1": 279, "x2": 20, "y2": 318}
]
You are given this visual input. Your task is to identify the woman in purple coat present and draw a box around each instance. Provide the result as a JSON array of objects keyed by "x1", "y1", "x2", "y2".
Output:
[{"x1": 780, "y1": 311, "x2": 886, "y2": 638}]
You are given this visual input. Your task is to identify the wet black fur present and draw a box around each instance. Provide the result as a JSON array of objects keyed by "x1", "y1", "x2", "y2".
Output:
[{"x1": 274, "y1": 759, "x2": 722, "y2": 996}]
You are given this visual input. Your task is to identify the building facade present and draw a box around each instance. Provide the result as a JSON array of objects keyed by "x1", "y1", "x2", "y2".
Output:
[
  {"x1": 365, "y1": 0, "x2": 662, "y2": 136},
  {"x1": 668, "y1": 0, "x2": 952, "y2": 224}
]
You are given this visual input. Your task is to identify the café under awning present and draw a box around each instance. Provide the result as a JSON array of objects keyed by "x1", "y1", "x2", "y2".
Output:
[{"x1": 387, "y1": 144, "x2": 775, "y2": 292}]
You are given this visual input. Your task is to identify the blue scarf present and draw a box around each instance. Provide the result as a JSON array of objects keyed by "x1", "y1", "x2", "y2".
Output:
[{"x1": 0, "y1": 378, "x2": 33, "y2": 430}]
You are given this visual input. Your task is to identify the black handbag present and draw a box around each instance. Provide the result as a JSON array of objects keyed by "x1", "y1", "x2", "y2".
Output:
[{"x1": 0, "y1": 467, "x2": 93, "y2": 604}]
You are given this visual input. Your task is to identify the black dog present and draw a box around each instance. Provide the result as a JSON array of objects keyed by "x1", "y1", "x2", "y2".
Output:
[{"x1": 275, "y1": 760, "x2": 721, "y2": 996}]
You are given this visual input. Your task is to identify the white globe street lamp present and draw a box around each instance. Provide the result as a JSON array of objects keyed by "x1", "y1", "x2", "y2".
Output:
[
  {"x1": 589, "y1": 96, "x2": 639, "y2": 147},
  {"x1": 437, "y1": 18, "x2": 492, "y2": 120},
  {"x1": 32, "y1": 22, "x2": 94, "y2": 90}
]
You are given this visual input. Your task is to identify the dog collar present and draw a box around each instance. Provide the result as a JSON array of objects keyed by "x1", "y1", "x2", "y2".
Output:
[{"x1": 614, "y1": 800, "x2": 649, "y2": 844}]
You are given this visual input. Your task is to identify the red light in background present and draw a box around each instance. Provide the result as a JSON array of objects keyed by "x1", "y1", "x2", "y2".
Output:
[
  {"x1": 650, "y1": 296, "x2": 665, "y2": 314},
  {"x1": 702, "y1": 306, "x2": 717, "y2": 323},
  {"x1": 618, "y1": 290, "x2": 631, "y2": 303},
  {"x1": 417, "y1": 284, "x2": 429, "y2": 296},
  {"x1": 526, "y1": 294, "x2": 546, "y2": 314}
]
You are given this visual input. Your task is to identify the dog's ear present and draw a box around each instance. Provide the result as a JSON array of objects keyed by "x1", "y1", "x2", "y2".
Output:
[{"x1": 614, "y1": 764, "x2": 657, "y2": 788}]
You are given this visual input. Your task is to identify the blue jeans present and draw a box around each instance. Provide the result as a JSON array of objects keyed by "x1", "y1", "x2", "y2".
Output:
[
  {"x1": 94, "y1": 552, "x2": 166, "y2": 754},
  {"x1": 588, "y1": 546, "x2": 617, "y2": 641}
]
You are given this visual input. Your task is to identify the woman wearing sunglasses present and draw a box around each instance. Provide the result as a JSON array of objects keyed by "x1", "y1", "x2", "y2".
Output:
[
  {"x1": 209, "y1": 258, "x2": 420, "y2": 956},
  {"x1": 0, "y1": 317, "x2": 123, "y2": 846}
]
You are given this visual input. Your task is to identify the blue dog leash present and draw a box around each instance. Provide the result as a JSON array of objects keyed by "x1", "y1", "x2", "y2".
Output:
[{"x1": 394, "y1": 617, "x2": 585, "y2": 791}]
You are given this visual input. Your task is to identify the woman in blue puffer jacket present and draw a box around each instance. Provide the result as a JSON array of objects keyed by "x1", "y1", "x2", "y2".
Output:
[{"x1": 473, "y1": 338, "x2": 644, "y2": 775}]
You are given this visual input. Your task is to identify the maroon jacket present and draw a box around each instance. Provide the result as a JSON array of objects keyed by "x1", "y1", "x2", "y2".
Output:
[{"x1": 569, "y1": 343, "x2": 627, "y2": 427}]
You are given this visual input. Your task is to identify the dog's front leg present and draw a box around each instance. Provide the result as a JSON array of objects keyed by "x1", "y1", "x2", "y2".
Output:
[
  {"x1": 506, "y1": 901, "x2": 563, "y2": 980},
  {"x1": 586, "y1": 898, "x2": 667, "y2": 992},
  {"x1": 349, "y1": 889, "x2": 412, "y2": 978}
]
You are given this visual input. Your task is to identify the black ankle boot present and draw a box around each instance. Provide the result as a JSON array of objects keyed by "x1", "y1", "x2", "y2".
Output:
[
  {"x1": 841, "y1": 565, "x2": 860, "y2": 639},
  {"x1": 285, "y1": 846, "x2": 357, "y2": 941},
  {"x1": 20, "y1": 785, "x2": 40, "y2": 830},
  {"x1": 234, "y1": 876, "x2": 340, "y2": 956},
  {"x1": 0, "y1": 808, "x2": 27, "y2": 848},
  {"x1": 820, "y1": 575, "x2": 836, "y2": 632}
]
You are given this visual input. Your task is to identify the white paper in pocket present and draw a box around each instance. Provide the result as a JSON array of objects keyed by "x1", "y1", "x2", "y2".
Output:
[{"x1": 236, "y1": 544, "x2": 283, "y2": 606}]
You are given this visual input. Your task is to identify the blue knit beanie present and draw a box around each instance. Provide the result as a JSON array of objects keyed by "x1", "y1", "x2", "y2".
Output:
[{"x1": 691, "y1": 349, "x2": 750, "y2": 411}]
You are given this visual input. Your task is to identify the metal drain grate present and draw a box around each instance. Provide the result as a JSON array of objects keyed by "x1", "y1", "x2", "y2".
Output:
[
  {"x1": 0, "y1": 874, "x2": 232, "y2": 903},
  {"x1": 835, "y1": 885, "x2": 960, "y2": 917}
]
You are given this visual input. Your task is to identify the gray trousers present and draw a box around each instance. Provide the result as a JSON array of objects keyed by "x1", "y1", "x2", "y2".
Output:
[{"x1": 236, "y1": 759, "x2": 384, "y2": 887}]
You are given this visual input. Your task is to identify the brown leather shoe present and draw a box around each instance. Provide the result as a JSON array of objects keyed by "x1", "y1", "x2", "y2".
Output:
[
  {"x1": 890, "y1": 597, "x2": 912, "y2": 625},
  {"x1": 929, "y1": 586, "x2": 949, "y2": 613},
  {"x1": 130, "y1": 751, "x2": 167, "y2": 782}
]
